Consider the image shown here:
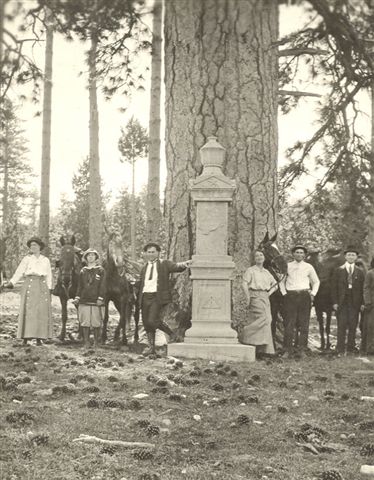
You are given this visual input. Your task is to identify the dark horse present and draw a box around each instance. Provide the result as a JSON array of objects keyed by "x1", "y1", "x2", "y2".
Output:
[
  {"x1": 101, "y1": 240, "x2": 140, "y2": 346},
  {"x1": 53, "y1": 235, "x2": 82, "y2": 341},
  {"x1": 307, "y1": 249, "x2": 367, "y2": 350},
  {"x1": 257, "y1": 232, "x2": 288, "y2": 347}
]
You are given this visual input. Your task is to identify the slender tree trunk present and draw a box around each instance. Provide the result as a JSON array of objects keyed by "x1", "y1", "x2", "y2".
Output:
[
  {"x1": 131, "y1": 160, "x2": 136, "y2": 259},
  {"x1": 367, "y1": 79, "x2": 374, "y2": 258},
  {"x1": 164, "y1": 0, "x2": 278, "y2": 332},
  {"x1": 88, "y1": 34, "x2": 102, "y2": 251},
  {"x1": 0, "y1": 0, "x2": 4, "y2": 70},
  {"x1": 39, "y1": 9, "x2": 54, "y2": 254},
  {"x1": 146, "y1": 0, "x2": 162, "y2": 242},
  {"x1": 2, "y1": 122, "x2": 9, "y2": 227}
]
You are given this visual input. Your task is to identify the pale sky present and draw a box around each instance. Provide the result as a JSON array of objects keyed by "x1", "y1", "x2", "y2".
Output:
[{"x1": 6, "y1": 3, "x2": 371, "y2": 213}]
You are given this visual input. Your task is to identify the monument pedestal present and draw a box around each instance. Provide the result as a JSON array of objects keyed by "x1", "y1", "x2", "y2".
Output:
[
  {"x1": 167, "y1": 137, "x2": 256, "y2": 363},
  {"x1": 168, "y1": 342, "x2": 255, "y2": 362}
]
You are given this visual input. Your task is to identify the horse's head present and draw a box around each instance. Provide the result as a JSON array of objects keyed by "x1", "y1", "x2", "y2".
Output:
[
  {"x1": 57, "y1": 235, "x2": 80, "y2": 288},
  {"x1": 258, "y1": 232, "x2": 288, "y2": 278}
]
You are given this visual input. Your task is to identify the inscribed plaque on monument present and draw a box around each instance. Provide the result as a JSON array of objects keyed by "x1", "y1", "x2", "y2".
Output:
[
  {"x1": 196, "y1": 203, "x2": 228, "y2": 255},
  {"x1": 193, "y1": 281, "x2": 228, "y2": 321}
]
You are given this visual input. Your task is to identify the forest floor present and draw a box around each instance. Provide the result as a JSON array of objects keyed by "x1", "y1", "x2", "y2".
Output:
[{"x1": 0, "y1": 291, "x2": 374, "y2": 480}]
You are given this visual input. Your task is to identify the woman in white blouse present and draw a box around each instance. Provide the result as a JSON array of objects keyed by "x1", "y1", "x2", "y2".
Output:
[
  {"x1": 241, "y1": 249, "x2": 277, "y2": 355},
  {"x1": 4, "y1": 237, "x2": 53, "y2": 345}
]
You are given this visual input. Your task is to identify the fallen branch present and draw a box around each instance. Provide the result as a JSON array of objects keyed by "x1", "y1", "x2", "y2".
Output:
[
  {"x1": 72, "y1": 434, "x2": 155, "y2": 449},
  {"x1": 278, "y1": 89, "x2": 322, "y2": 97},
  {"x1": 278, "y1": 47, "x2": 329, "y2": 57}
]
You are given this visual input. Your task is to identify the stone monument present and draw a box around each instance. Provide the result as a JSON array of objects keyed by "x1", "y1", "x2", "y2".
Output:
[{"x1": 168, "y1": 137, "x2": 255, "y2": 362}]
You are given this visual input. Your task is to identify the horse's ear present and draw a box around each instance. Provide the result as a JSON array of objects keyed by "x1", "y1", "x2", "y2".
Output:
[
  {"x1": 270, "y1": 232, "x2": 278, "y2": 243},
  {"x1": 71, "y1": 235, "x2": 76, "y2": 246},
  {"x1": 60, "y1": 236, "x2": 65, "y2": 246},
  {"x1": 263, "y1": 232, "x2": 269, "y2": 244}
]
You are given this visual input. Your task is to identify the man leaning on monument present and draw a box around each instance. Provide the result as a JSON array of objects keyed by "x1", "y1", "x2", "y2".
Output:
[
  {"x1": 138, "y1": 243, "x2": 191, "y2": 356},
  {"x1": 280, "y1": 245, "x2": 320, "y2": 358}
]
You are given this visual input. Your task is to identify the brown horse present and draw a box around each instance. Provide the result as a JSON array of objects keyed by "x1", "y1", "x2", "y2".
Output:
[
  {"x1": 53, "y1": 235, "x2": 82, "y2": 341},
  {"x1": 101, "y1": 240, "x2": 140, "y2": 346}
]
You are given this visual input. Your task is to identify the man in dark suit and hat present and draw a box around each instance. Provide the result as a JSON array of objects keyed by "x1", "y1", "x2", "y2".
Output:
[
  {"x1": 331, "y1": 246, "x2": 365, "y2": 355},
  {"x1": 138, "y1": 243, "x2": 191, "y2": 356},
  {"x1": 280, "y1": 244, "x2": 320, "y2": 358}
]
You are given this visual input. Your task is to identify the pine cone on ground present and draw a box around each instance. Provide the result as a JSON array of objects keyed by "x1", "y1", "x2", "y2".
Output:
[
  {"x1": 146, "y1": 424, "x2": 160, "y2": 437},
  {"x1": 6, "y1": 411, "x2": 34, "y2": 424},
  {"x1": 359, "y1": 421, "x2": 374, "y2": 431},
  {"x1": 21, "y1": 450, "x2": 32, "y2": 460},
  {"x1": 83, "y1": 385, "x2": 100, "y2": 393},
  {"x1": 31, "y1": 434, "x2": 49, "y2": 446},
  {"x1": 128, "y1": 399, "x2": 142, "y2": 410},
  {"x1": 133, "y1": 449, "x2": 154, "y2": 460},
  {"x1": 137, "y1": 419, "x2": 151, "y2": 429},
  {"x1": 237, "y1": 414, "x2": 250, "y2": 425},
  {"x1": 139, "y1": 474, "x2": 160, "y2": 480},
  {"x1": 100, "y1": 445, "x2": 117, "y2": 455},
  {"x1": 102, "y1": 399, "x2": 124, "y2": 409},
  {"x1": 151, "y1": 386, "x2": 169, "y2": 394},
  {"x1": 321, "y1": 470, "x2": 344, "y2": 480},
  {"x1": 86, "y1": 399, "x2": 100, "y2": 408},
  {"x1": 211, "y1": 383, "x2": 224, "y2": 392},
  {"x1": 278, "y1": 406, "x2": 288, "y2": 413},
  {"x1": 169, "y1": 393, "x2": 182, "y2": 401},
  {"x1": 107, "y1": 376, "x2": 119, "y2": 382},
  {"x1": 360, "y1": 444, "x2": 374, "y2": 457}
]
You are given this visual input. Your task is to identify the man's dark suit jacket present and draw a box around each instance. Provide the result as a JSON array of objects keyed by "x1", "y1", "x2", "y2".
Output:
[
  {"x1": 331, "y1": 264, "x2": 364, "y2": 308},
  {"x1": 138, "y1": 259, "x2": 186, "y2": 307}
]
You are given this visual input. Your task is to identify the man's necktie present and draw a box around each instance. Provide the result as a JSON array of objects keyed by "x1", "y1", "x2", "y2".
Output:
[
  {"x1": 348, "y1": 265, "x2": 353, "y2": 288},
  {"x1": 148, "y1": 262, "x2": 154, "y2": 280}
]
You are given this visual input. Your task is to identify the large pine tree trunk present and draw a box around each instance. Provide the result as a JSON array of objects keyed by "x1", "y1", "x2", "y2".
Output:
[
  {"x1": 164, "y1": 0, "x2": 279, "y2": 333},
  {"x1": 39, "y1": 9, "x2": 54, "y2": 253},
  {"x1": 367, "y1": 80, "x2": 374, "y2": 258},
  {"x1": 88, "y1": 34, "x2": 102, "y2": 251},
  {"x1": 146, "y1": 0, "x2": 162, "y2": 242}
]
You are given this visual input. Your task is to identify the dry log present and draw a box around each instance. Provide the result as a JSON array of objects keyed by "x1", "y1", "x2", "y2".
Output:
[{"x1": 72, "y1": 434, "x2": 155, "y2": 449}]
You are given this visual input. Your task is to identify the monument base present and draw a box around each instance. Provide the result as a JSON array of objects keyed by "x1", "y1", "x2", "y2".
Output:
[{"x1": 167, "y1": 342, "x2": 256, "y2": 363}]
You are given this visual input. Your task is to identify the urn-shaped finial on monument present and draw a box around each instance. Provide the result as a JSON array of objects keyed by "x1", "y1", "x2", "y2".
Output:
[{"x1": 200, "y1": 136, "x2": 225, "y2": 175}]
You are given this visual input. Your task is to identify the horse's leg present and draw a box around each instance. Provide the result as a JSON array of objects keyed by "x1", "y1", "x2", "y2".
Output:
[
  {"x1": 134, "y1": 300, "x2": 140, "y2": 344},
  {"x1": 112, "y1": 298, "x2": 124, "y2": 344},
  {"x1": 101, "y1": 300, "x2": 109, "y2": 344},
  {"x1": 316, "y1": 308, "x2": 325, "y2": 350},
  {"x1": 326, "y1": 310, "x2": 332, "y2": 350},
  {"x1": 59, "y1": 297, "x2": 67, "y2": 341}
]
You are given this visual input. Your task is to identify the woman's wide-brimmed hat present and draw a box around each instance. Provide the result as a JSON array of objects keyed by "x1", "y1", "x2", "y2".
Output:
[
  {"x1": 291, "y1": 244, "x2": 307, "y2": 254},
  {"x1": 344, "y1": 245, "x2": 360, "y2": 255},
  {"x1": 27, "y1": 236, "x2": 45, "y2": 250},
  {"x1": 82, "y1": 248, "x2": 100, "y2": 262}
]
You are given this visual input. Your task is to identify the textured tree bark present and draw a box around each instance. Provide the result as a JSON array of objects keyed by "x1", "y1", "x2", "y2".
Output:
[
  {"x1": 39, "y1": 9, "x2": 54, "y2": 255},
  {"x1": 164, "y1": 0, "x2": 278, "y2": 331},
  {"x1": 131, "y1": 160, "x2": 136, "y2": 259},
  {"x1": 367, "y1": 79, "x2": 374, "y2": 258},
  {"x1": 88, "y1": 34, "x2": 102, "y2": 251},
  {"x1": 146, "y1": 0, "x2": 163, "y2": 243}
]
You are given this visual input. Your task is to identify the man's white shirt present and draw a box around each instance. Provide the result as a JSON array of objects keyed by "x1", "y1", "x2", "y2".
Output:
[
  {"x1": 280, "y1": 260, "x2": 320, "y2": 296},
  {"x1": 143, "y1": 261, "x2": 158, "y2": 293}
]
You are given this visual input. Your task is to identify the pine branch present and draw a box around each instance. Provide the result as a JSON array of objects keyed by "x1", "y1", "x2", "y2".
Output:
[
  {"x1": 278, "y1": 89, "x2": 322, "y2": 97},
  {"x1": 278, "y1": 47, "x2": 329, "y2": 57}
]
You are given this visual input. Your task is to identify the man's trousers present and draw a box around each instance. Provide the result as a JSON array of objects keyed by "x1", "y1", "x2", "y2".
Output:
[{"x1": 283, "y1": 290, "x2": 311, "y2": 352}]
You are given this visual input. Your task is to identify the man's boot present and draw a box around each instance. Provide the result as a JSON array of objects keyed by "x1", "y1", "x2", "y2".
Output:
[{"x1": 143, "y1": 331, "x2": 155, "y2": 356}]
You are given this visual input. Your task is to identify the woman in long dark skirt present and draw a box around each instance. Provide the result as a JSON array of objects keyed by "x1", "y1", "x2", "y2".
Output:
[{"x1": 3, "y1": 237, "x2": 53, "y2": 345}]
